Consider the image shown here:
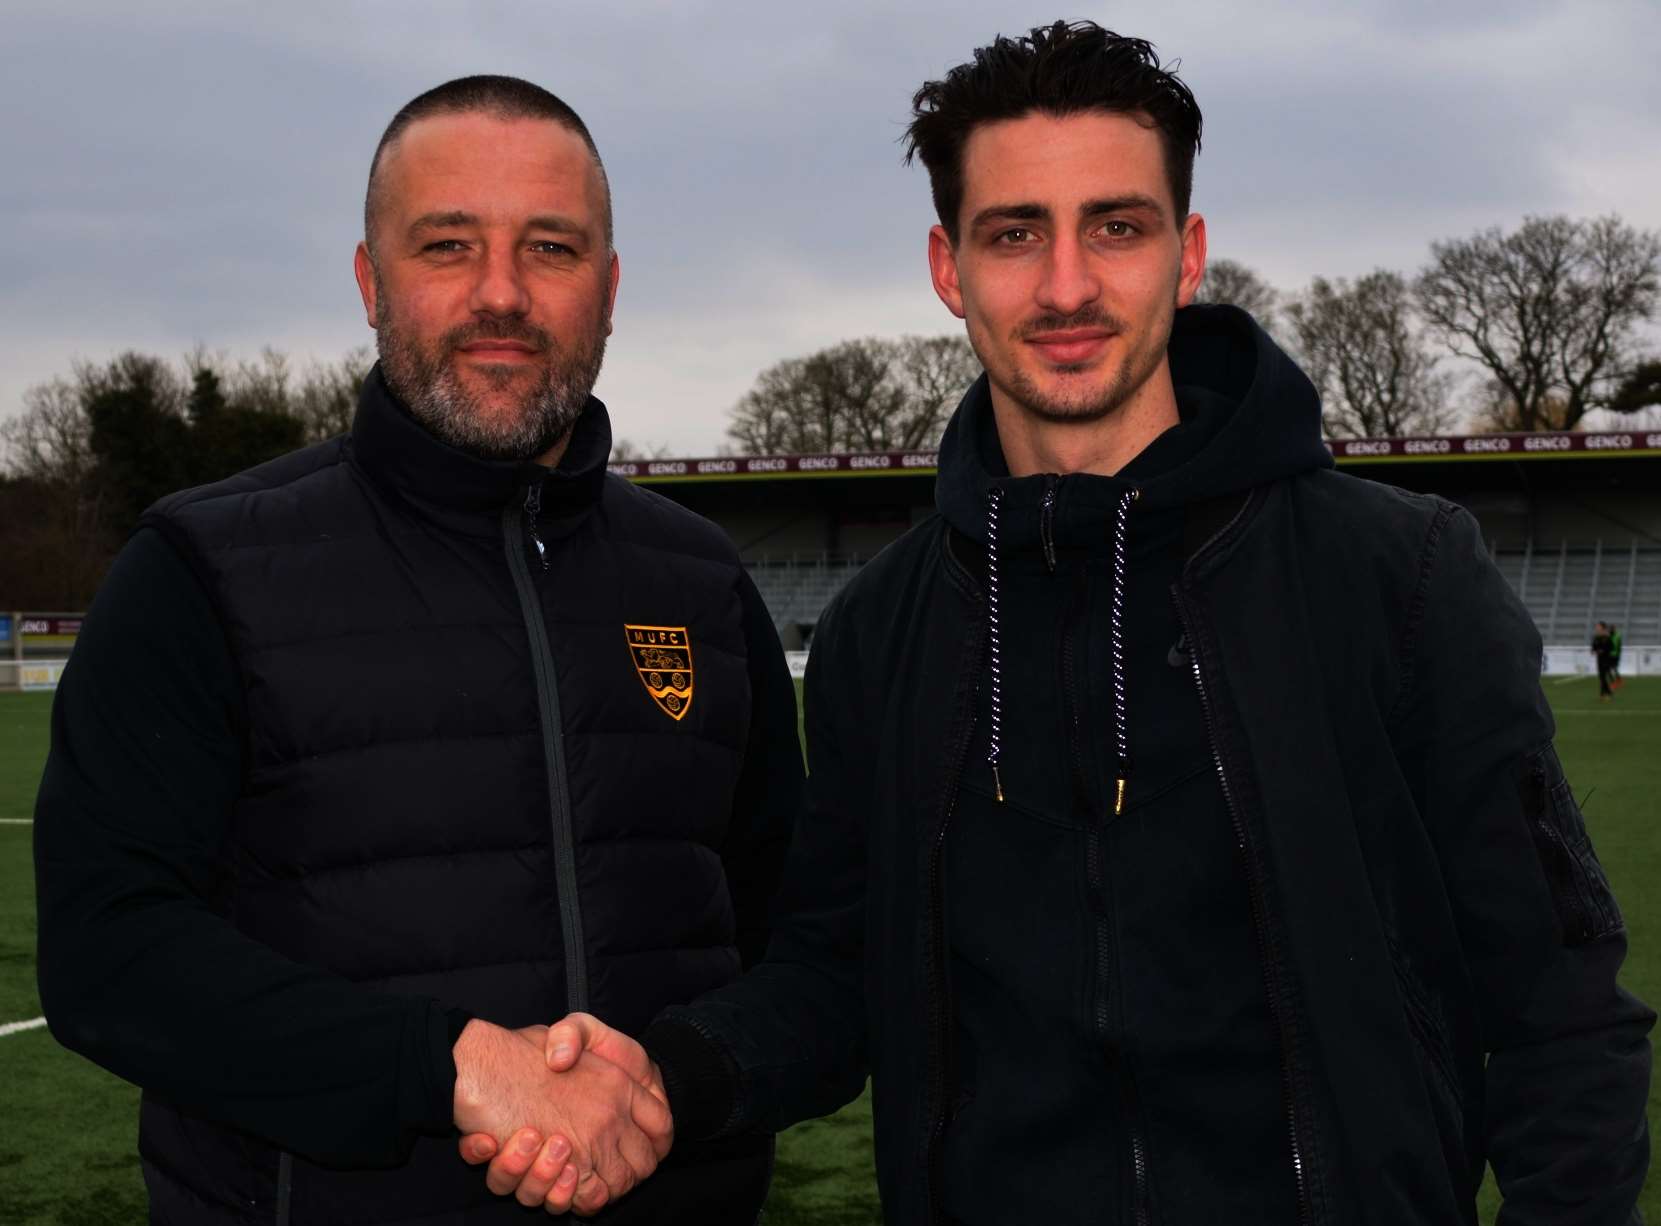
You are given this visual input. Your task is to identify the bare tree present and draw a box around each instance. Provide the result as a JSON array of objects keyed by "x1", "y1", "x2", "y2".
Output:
[
  {"x1": 1195, "y1": 258, "x2": 1280, "y2": 328},
  {"x1": 223, "y1": 347, "x2": 294, "y2": 418},
  {"x1": 726, "y1": 335, "x2": 978, "y2": 454},
  {"x1": 1286, "y1": 270, "x2": 1455, "y2": 438},
  {"x1": 611, "y1": 438, "x2": 674, "y2": 461},
  {"x1": 1, "y1": 376, "x2": 108, "y2": 606},
  {"x1": 891, "y1": 335, "x2": 983, "y2": 448},
  {"x1": 1415, "y1": 214, "x2": 1661, "y2": 432},
  {"x1": 0, "y1": 345, "x2": 371, "y2": 606},
  {"x1": 2, "y1": 376, "x2": 95, "y2": 483},
  {"x1": 292, "y1": 347, "x2": 374, "y2": 441}
]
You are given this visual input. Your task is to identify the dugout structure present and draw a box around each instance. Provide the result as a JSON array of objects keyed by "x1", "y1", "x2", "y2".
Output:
[
  {"x1": 614, "y1": 428, "x2": 1661, "y2": 669},
  {"x1": 0, "y1": 614, "x2": 79, "y2": 691}
]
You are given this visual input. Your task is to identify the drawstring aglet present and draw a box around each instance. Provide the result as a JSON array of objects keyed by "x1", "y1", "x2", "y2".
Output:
[
  {"x1": 1114, "y1": 774, "x2": 1127, "y2": 817},
  {"x1": 992, "y1": 764, "x2": 1005, "y2": 803}
]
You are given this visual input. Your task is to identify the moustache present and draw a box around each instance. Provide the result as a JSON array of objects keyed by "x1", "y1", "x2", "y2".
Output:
[
  {"x1": 1014, "y1": 307, "x2": 1127, "y2": 340},
  {"x1": 444, "y1": 320, "x2": 551, "y2": 354}
]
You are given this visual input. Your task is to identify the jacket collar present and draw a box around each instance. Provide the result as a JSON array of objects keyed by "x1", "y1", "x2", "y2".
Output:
[
  {"x1": 934, "y1": 304, "x2": 1332, "y2": 554},
  {"x1": 347, "y1": 362, "x2": 612, "y2": 536}
]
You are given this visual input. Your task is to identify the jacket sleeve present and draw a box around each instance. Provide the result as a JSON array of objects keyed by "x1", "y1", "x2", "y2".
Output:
[
  {"x1": 644, "y1": 588, "x2": 870, "y2": 1138},
  {"x1": 33, "y1": 528, "x2": 459, "y2": 1168},
  {"x1": 1392, "y1": 505, "x2": 1652, "y2": 1223},
  {"x1": 720, "y1": 572, "x2": 805, "y2": 970}
]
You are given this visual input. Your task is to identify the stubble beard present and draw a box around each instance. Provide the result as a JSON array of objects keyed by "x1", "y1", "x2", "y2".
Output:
[
  {"x1": 374, "y1": 271, "x2": 607, "y2": 463},
  {"x1": 976, "y1": 302, "x2": 1171, "y2": 426}
]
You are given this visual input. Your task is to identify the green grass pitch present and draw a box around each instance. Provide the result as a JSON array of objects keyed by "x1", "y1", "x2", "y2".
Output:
[{"x1": 1, "y1": 678, "x2": 1655, "y2": 1223}]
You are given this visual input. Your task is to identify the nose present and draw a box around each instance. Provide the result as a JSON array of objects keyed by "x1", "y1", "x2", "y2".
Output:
[
  {"x1": 1035, "y1": 231, "x2": 1101, "y2": 318},
  {"x1": 468, "y1": 243, "x2": 532, "y2": 318}
]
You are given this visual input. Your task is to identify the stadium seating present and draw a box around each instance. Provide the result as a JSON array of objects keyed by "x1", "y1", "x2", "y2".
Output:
[
  {"x1": 745, "y1": 556, "x2": 869, "y2": 636},
  {"x1": 1492, "y1": 541, "x2": 1661, "y2": 644},
  {"x1": 747, "y1": 541, "x2": 1661, "y2": 648}
]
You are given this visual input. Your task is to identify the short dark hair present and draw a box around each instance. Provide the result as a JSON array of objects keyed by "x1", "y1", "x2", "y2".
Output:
[
  {"x1": 364, "y1": 74, "x2": 611, "y2": 252},
  {"x1": 904, "y1": 22, "x2": 1202, "y2": 243}
]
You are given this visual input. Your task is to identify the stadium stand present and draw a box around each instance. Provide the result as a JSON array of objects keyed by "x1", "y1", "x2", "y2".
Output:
[
  {"x1": 1493, "y1": 542, "x2": 1661, "y2": 646},
  {"x1": 746, "y1": 544, "x2": 1661, "y2": 651},
  {"x1": 9, "y1": 431, "x2": 1661, "y2": 687},
  {"x1": 612, "y1": 428, "x2": 1661, "y2": 658},
  {"x1": 746, "y1": 556, "x2": 869, "y2": 641}
]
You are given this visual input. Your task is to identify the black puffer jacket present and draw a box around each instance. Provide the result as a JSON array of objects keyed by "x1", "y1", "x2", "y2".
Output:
[
  {"x1": 35, "y1": 367, "x2": 802, "y2": 1224},
  {"x1": 648, "y1": 305, "x2": 1652, "y2": 1225}
]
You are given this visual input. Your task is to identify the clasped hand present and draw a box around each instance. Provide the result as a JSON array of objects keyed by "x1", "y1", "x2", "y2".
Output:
[{"x1": 452, "y1": 1014, "x2": 670, "y2": 1216}]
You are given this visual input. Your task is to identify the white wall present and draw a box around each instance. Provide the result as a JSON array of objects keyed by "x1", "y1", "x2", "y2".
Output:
[{"x1": 1542, "y1": 644, "x2": 1660, "y2": 676}]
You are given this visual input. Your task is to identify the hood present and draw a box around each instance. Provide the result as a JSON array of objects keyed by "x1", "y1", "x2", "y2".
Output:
[
  {"x1": 935, "y1": 303, "x2": 1331, "y2": 542},
  {"x1": 932, "y1": 304, "x2": 1330, "y2": 816}
]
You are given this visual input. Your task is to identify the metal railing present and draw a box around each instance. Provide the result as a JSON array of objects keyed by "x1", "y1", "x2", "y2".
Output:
[{"x1": 1491, "y1": 540, "x2": 1660, "y2": 644}]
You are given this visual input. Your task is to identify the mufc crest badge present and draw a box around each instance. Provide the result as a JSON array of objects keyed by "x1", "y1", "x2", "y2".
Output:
[{"x1": 624, "y1": 625, "x2": 694, "y2": 721}]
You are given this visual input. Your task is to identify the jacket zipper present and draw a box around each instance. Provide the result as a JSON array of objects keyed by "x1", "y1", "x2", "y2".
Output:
[
  {"x1": 1057, "y1": 527, "x2": 1151, "y2": 1226},
  {"x1": 1086, "y1": 816, "x2": 1152, "y2": 1225},
  {"x1": 274, "y1": 1152, "x2": 292, "y2": 1226},
  {"x1": 923, "y1": 786, "x2": 962, "y2": 1223},
  {"x1": 502, "y1": 483, "x2": 588, "y2": 1012},
  {"x1": 524, "y1": 482, "x2": 549, "y2": 569},
  {"x1": 1174, "y1": 590, "x2": 1314, "y2": 1226},
  {"x1": 1040, "y1": 474, "x2": 1059, "y2": 572},
  {"x1": 1128, "y1": 1084, "x2": 1151, "y2": 1226},
  {"x1": 923, "y1": 537, "x2": 988, "y2": 1224}
]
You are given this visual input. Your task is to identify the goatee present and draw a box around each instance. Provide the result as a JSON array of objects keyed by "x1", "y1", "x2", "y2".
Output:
[{"x1": 374, "y1": 275, "x2": 607, "y2": 463}]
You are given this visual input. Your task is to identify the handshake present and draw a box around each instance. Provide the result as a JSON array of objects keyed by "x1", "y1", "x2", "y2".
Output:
[{"x1": 450, "y1": 1013, "x2": 671, "y2": 1216}]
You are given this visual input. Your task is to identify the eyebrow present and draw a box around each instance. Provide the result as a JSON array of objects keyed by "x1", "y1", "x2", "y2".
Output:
[
  {"x1": 1081, "y1": 194, "x2": 1166, "y2": 222},
  {"x1": 406, "y1": 212, "x2": 590, "y2": 237},
  {"x1": 969, "y1": 202, "x2": 1050, "y2": 231},
  {"x1": 408, "y1": 210, "x2": 477, "y2": 236},
  {"x1": 524, "y1": 214, "x2": 588, "y2": 237},
  {"x1": 968, "y1": 193, "x2": 1166, "y2": 232}
]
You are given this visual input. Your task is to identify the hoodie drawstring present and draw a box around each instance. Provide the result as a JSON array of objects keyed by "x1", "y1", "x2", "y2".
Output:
[
  {"x1": 1109, "y1": 487, "x2": 1139, "y2": 815},
  {"x1": 985, "y1": 487, "x2": 1005, "y2": 802},
  {"x1": 984, "y1": 483, "x2": 1138, "y2": 815}
]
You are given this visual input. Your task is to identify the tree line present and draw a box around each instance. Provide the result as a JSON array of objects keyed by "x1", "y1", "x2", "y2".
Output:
[{"x1": 2, "y1": 348, "x2": 370, "y2": 608}]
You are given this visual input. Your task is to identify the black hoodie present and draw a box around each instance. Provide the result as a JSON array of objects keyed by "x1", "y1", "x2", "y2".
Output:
[
  {"x1": 649, "y1": 304, "x2": 1650, "y2": 1226},
  {"x1": 928, "y1": 304, "x2": 1331, "y2": 1223}
]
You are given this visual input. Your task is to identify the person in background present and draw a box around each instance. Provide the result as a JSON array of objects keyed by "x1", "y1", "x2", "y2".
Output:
[{"x1": 1594, "y1": 619, "x2": 1618, "y2": 701}]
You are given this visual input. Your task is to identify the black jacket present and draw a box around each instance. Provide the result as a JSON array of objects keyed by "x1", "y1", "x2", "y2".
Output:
[
  {"x1": 647, "y1": 306, "x2": 1652, "y2": 1225},
  {"x1": 34, "y1": 368, "x2": 802, "y2": 1224}
]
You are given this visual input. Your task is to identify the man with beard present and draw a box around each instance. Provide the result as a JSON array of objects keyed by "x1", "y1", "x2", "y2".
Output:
[
  {"x1": 34, "y1": 76, "x2": 800, "y2": 1223},
  {"x1": 484, "y1": 23, "x2": 1651, "y2": 1225}
]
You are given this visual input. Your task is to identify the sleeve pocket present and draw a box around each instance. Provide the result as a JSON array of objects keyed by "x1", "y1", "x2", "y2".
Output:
[{"x1": 1518, "y1": 743, "x2": 1624, "y2": 946}]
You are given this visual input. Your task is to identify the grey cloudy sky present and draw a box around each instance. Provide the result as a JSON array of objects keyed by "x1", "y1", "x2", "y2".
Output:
[{"x1": 3, "y1": 0, "x2": 1658, "y2": 453}]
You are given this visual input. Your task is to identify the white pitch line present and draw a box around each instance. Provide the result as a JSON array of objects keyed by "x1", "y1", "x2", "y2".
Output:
[
  {"x1": 0, "y1": 1017, "x2": 47, "y2": 1038},
  {"x1": 0, "y1": 818, "x2": 34, "y2": 824}
]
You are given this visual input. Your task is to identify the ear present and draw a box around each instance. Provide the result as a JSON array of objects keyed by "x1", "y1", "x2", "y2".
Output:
[
  {"x1": 353, "y1": 242, "x2": 380, "y2": 328},
  {"x1": 928, "y1": 224, "x2": 967, "y2": 320},
  {"x1": 604, "y1": 250, "x2": 620, "y2": 337},
  {"x1": 1175, "y1": 212, "x2": 1208, "y2": 309}
]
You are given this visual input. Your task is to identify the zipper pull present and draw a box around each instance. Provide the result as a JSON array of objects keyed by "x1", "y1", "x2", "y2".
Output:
[
  {"x1": 1040, "y1": 475, "x2": 1059, "y2": 572},
  {"x1": 991, "y1": 763, "x2": 1005, "y2": 803},
  {"x1": 1114, "y1": 772, "x2": 1128, "y2": 817},
  {"x1": 523, "y1": 482, "x2": 548, "y2": 570}
]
